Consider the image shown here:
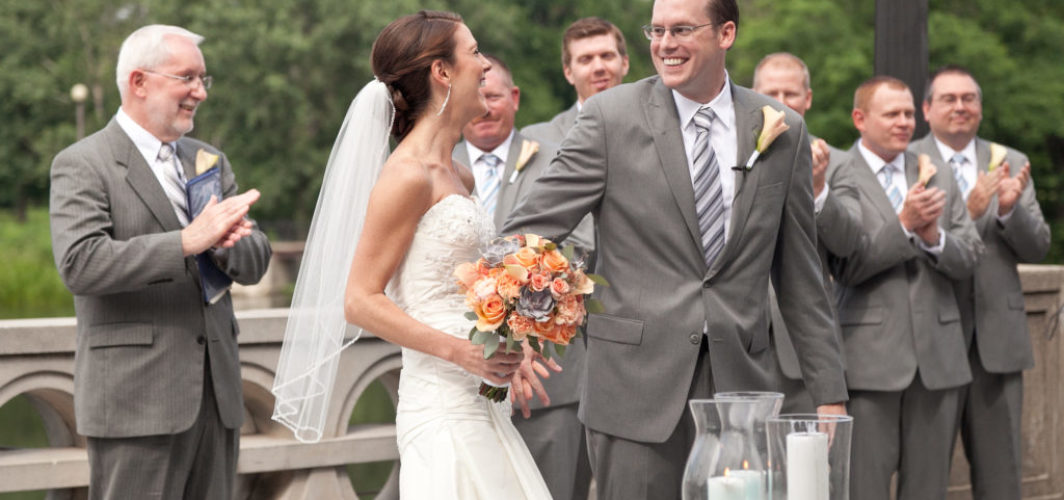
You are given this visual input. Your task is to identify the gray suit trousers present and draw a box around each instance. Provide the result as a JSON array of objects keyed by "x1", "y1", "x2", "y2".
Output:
[
  {"x1": 959, "y1": 341, "x2": 1024, "y2": 500},
  {"x1": 86, "y1": 353, "x2": 238, "y2": 500},
  {"x1": 849, "y1": 379, "x2": 960, "y2": 500},
  {"x1": 514, "y1": 403, "x2": 592, "y2": 500},
  {"x1": 586, "y1": 340, "x2": 714, "y2": 500}
]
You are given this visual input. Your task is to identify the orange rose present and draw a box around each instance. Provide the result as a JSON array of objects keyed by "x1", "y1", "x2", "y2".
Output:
[
  {"x1": 507, "y1": 314, "x2": 534, "y2": 341},
  {"x1": 550, "y1": 278, "x2": 570, "y2": 299},
  {"x1": 542, "y1": 249, "x2": 569, "y2": 273},
  {"x1": 535, "y1": 319, "x2": 570, "y2": 345},
  {"x1": 529, "y1": 272, "x2": 552, "y2": 292},
  {"x1": 475, "y1": 294, "x2": 506, "y2": 331}
]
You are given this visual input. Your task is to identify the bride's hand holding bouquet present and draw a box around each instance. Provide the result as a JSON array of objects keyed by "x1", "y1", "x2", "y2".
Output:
[{"x1": 454, "y1": 234, "x2": 607, "y2": 403}]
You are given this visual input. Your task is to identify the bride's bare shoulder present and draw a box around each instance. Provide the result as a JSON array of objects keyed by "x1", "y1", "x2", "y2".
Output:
[{"x1": 373, "y1": 155, "x2": 434, "y2": 212}]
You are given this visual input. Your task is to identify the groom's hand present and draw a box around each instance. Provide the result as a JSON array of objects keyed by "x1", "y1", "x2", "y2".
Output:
[{"x1": 511, "y1": 344, "x2": 562, "y2": 418}]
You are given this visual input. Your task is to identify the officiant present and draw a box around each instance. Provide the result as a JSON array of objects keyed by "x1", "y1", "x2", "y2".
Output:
[{"x1": 49, "y1": 24, "x2": 271, "y2": 499}]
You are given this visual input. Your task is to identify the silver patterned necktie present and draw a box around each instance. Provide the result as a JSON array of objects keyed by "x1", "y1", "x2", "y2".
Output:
[
  {"x1": 877, "y1": 164, "x2": 903, "y2": 213},
  {"x1": 691, "y1": 107, "x2": 725, "y2": 268},
  {"x1": 479, "y1": 153, "x2": 502, "y2": 217},
  {"x1": 950, "y1": 153, "x2": 969, "y2": 201},
  {"x1": 158, "y1": 143, "x2": 190, "y2": 226}
]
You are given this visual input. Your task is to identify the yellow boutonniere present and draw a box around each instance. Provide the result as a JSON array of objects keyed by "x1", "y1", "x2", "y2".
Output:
[
  {"x1": 508, "y1": 139, "x2": 540, "y2": 183},
  {"x1": 988, "y1": 142, "x2": 1007, "y2": 171},
  {"x1": 741, "y1": 105, "x2": 790, "y2": 170},
  {"x1": 195, "y1": 148, "x2": 220, "y2": 175},
  {"x1": 917, "y1": 153, "x2": 937, "y2": 187}
]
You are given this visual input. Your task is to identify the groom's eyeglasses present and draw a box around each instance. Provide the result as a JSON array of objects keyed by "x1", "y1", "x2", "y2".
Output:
[
  {"x1": 642, "y1": 23, "x2": 714, "y2": 41},
  {"x1": 142, "y1": 69, "x2": 214, "y2": 90}
]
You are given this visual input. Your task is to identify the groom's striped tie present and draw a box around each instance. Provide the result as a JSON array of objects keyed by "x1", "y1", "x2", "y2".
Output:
[
  {"x1": 691, "y1": 107, "x2": 725, "y2": 268},
  {"x1": 950, "y1": 153, "x2": 970, "y2": 201},
  {"x1": 478, "y1": 153, "x2": 502, "y2": 217}
]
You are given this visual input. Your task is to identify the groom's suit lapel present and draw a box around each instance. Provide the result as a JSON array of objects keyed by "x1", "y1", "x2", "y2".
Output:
[
  {"x1": 712, "y1": 85, "x2": 764, "y2": 277},
  {"x1": 646, "y1": 80, "x2": 705, "y2": 258}
]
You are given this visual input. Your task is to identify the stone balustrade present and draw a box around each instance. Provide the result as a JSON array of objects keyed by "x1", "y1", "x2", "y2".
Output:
[{"x1": 1, "y1": 266, "x2": 1063, "y2": 499}]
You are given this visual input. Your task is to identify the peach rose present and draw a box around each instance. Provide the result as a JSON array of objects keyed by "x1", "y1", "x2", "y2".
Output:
[
  {"x1": 454, "y1": 262, "x2": 481, "y2": 289},
  {"x1": 535, "y1": 319, "x2": 571, "y2": 346},
  {"x1": 529, "y1": 272, "x2": 552, "y2": 292},
  {"x1": 496, "y1": 272, "x2": 523, "y2": 302},
  {"x1": 507, "y1": 314, "x2": 534, "y2": 341},
  {"x1": 513, "y1": 246, "x2": 540, "y2": 270},
  {"x1": 550, "y1": 278, "x2": 570, "y2": 299},
  {"x1": 556, "y1": 294, "x2": 585, "y2": 325},
  {"x1": 475, "y1": 294, "x2": 506, "y2": 331},
  {"x1": 570, "y1": 270, "x2": 595, "y2": 295},
  {"x1": 542, "y1": 249, "x2": 569, "y2": 273}
]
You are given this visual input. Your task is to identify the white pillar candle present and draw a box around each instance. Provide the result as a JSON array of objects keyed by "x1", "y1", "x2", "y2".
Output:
[
  {"x1": 707, "y1": 475, "x2": 746, "y2": 500},
  {"x1": 786, "y1": 431, "x2": 829, "y2": 500},
  {"x1": 728, "y1": 469, "x2": 766, "y2": 499}
]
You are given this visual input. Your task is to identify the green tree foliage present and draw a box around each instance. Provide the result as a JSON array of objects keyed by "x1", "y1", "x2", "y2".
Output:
[{"x1": 2, "y1": 0, "x2": 1061, "y2": 258}]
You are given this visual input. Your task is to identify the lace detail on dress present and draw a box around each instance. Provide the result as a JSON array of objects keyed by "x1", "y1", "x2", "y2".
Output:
[{"x1": 387, "y1": 194, "x2": 496, "y2": 318}]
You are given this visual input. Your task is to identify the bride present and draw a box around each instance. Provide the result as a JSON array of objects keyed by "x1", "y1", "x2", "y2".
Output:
[{"x1": 271, "y1": 10, "x2": 553, "y2": 499}]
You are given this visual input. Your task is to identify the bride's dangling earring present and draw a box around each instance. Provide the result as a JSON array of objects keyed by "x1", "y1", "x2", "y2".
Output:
[{"x1": 436, "y1": 83, "x2": 451, "y2": 116}]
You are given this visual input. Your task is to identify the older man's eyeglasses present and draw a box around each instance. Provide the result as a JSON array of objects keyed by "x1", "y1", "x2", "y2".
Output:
[
  {"x1": 642, "y1": 23, "x2": 714, "y2": 41},
  {"x1": 142, "y1": 69, "x2": 213, "y2": 90}
]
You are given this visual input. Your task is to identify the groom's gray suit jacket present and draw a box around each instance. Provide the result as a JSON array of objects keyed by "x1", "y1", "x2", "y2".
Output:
[
  {"x1": 504, "y1": 76, "x2": 848, "y2": 443},
  {"x1": 50, "y1": 119, "x2": 272, "y2": 437}
]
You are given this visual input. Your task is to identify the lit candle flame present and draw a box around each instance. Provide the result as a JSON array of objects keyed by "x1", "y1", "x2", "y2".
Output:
[{"x1": 743, "y1": 460, "x2": 750, "y2": 470}]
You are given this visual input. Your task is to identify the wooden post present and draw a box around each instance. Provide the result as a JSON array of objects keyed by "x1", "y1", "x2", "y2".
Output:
[{"x1": 874, "y1": 0, "x2": 929, "y2": 139}]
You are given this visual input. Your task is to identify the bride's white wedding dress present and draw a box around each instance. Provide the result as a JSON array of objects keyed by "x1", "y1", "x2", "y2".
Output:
[{"x1": 387, "y1": 194, "x2": 552, "y2": 499}]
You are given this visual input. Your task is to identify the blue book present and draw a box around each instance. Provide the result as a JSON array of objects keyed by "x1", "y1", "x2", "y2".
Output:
[{"x1": 186, "y1": 167, "x2": 233, "y2": 304}]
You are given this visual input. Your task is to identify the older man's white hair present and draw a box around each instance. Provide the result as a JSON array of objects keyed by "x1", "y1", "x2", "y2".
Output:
[{"x1": 116, "y1": 24, "x2": 203, "y2": 99}]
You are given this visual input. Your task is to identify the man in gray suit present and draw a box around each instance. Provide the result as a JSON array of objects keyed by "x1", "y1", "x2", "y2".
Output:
[
  {"x1": 504, "y1": 0, "x2": 848, "y2": 497},
  {"x1": 49, "y1": 25, "x2": 271, "y2": 499},
  {"x1": 910, "y1": 65, "x2": 1050, "y2": 500},
  {"x1": 523, "y1": 17, "x2": 630, "y2": 146},
  {"x1": 830, "y1": 76, "x2": 981, "y2": 500},
  {"x1": 753, "y1": 52, "x2": 861, "y2": 414},
  {"x1": 453, "y1": 54, "x2": 592, "y2": 500}
]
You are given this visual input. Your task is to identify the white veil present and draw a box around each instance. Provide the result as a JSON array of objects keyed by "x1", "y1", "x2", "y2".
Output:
[{"x1": 271, "y1": 80, "x2": 395, "y2": 443}]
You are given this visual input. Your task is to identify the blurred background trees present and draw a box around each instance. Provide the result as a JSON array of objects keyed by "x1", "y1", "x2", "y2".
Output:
[{"x1": 2, "y1": 0, "x2": 1063, "y2": 318}]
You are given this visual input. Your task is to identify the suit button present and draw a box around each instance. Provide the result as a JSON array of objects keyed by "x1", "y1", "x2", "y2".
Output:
[
  {"x1": 702, "y1": 281, "x2": 711, "y2": 289},
  {"x1": 196, "y1": 336, "x2": 206, "y2": 345},
  {"x1": 689, "y1": 334, "x2": 700, "y2": 344}
]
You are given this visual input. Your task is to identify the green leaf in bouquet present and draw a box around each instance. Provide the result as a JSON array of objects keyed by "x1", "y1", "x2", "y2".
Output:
[
  {"x1": 554, "y1": 342, "x2": 567, "y2": 358},
  {"x1": 468, "y1": 327, "x2": 478, "y2": 340},
  {"x1": 587, "y1": 273, "x2": 610, "y2": 286},
  {"x1": 471, "y1": 329, "x2": 492, "y2": 345},
  {"x1": 464, "y1": 311, "x2": 478, "y2": 321},
  {"x1": 562, "y1": 244, "x2": 575, "y2": 261},
  {"x1": 505, "y1": 334, "x2": 517, "y2": 354},
  {"x1": 527, "y1": 336, "x2": 542, "y2": 354},
  {"x1": 586, "y1": 298, "x2": 606, "y2": 314},
  {"x1": 483, "y1": 333, "x2": 500, "y2": 359}
]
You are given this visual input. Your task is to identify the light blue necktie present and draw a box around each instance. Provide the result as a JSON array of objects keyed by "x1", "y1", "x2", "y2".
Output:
[
  {"x1": 479, "y1": 153, "x2": 502, "y2": 217},
  {"x1": 950, "y1": 153, "x2": 970, "y2": 201},
  {"x1": 158, "y1": 143, "x2": 190, "y2": 226},
  {"x1": 691, "y1": 107, "x2": 725, "y2": 267},
  {"x1": 877, "y1": 164, "x2": 903, "y2": 213}
]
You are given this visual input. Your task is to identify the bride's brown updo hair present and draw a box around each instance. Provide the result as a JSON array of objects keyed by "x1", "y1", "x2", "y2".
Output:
[{"x1": 372, "y1": 10, "x2": 463, "y2": 141}]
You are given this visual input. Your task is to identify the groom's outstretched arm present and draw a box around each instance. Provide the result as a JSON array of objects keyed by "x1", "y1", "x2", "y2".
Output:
[{"x1": 502, "y1": 99, "x2": 607, "y2": 240}]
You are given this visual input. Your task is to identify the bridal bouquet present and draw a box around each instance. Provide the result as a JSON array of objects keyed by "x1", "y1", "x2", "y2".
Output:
[{"x1": 454, "y1": 234, "x2": 606, "y2": 402}]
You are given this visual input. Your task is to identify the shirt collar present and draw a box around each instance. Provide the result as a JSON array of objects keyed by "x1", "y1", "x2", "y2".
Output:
[
  {"x1": 465, "y1": 129, "x2": 515, "y2": 165},
  {"x1": 932, "y1": 135, "x2": 976, "y2": 166},
  {"x1": 672, "y1": 71, "x2": 735, "y2": 134},
  {"x1": 115, "y1": 107, "x2": 177, "y2": 165},
  {"x1": 857, "y1": 139, "x2": 904, "y2": 174}
]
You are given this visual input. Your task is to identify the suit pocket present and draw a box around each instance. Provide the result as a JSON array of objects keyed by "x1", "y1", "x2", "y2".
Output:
[
  {"x1": 938, "y1": 307, "x2": 960, "y2": 324},
  {"x1": 838, "y1": 307, "x2": 884, "y2": 326},
  {"x1": 586, "y1": 314, "x2": 644, "y2": 345},
  {"x1": 87, "y1": 322, "x2": 154, "y2": 348}
]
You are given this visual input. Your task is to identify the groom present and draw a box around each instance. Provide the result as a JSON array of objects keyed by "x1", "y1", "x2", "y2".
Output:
[{"x1": 503, "y1": 0, "x2": 847, "y2": 497}]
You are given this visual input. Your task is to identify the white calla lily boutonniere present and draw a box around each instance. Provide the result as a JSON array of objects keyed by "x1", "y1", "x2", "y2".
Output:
[
  {"x1": 988, "y1": 142, "x2": 1007, "y2": 171},
  {"x1": 195, "y1": 148, "x2": 220, "y2": 175},
  {"x1": 508, "y1": 139, "x2": 540, "y2": 184},
  {"x1": 740, "y1": 105, "x2": 790, "y2": 171}
]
